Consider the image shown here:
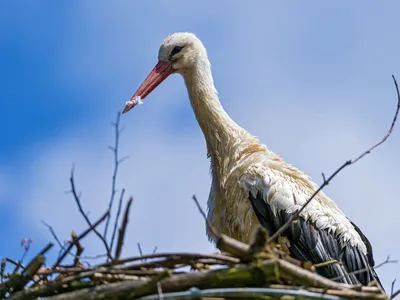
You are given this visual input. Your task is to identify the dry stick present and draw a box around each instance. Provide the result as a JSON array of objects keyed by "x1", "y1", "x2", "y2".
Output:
[
  {"x1": 392, "y1": 280, "x2": 397, "y2": 299},
  {"x1": 54, "y1": 210, "x2": 109, "y2": 268},
  {"x1": 269, "y1": 75, "x2": 400, "y2": 243},
  {"x1": 110, "y1": 188, "x2": 125, "y2": 253},
  {"x1": 69, "y1": 168, "x2": 113, "y2": 260},
  {"x1": 192, "y1": 195, "x2": 219, "y2": 239},
  {"x1": 191, "y1": 195, "x2": 252, "y2": 259},
  {"x1": 43, "y1": 220, "x2": 108, "y2": 264},
  {"x1": 104, "y1": 112, "x2": 130, "y2": 240},
  {"x1": 392, "y1": 290, "x2": 400, "y2": 300},
  {"x1": 115, "y1": 197, "x2": 133, "y2": 259},
  {"x1": 101, "y1": 252, "x2": 239, "y2": 268},
  {"x1": 70, "y1": 232, "x2": 84, "y2": 267},
  {"x1": 42, "y1": 221, "x2": 64, "y2": 250}
]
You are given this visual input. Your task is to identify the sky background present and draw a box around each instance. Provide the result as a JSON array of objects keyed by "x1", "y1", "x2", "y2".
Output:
[{"x1": 0, "y1": 0, "x2": 399, "y2": 291}]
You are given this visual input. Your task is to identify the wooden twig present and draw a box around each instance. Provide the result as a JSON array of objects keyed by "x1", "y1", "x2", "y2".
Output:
[
  {"x1": 192, "y1": 195, "x2": 219, "y2": 239},
  {"x1": 41, "y1": 221, "x2": 64, "y2": 250},
  {"x1": 269, "y1": 75, "x2": 400, "y2": 242},
  {"x1": 70, "y1": 232, "x2": 84, "y2": 267},
  {"x1": 110, "y1": 188, "x2": 125, "y2": 254},
  {"x1": 104, "y1": 112, "x2": 129, "y2": 240},
  {"x1": 115, "y1": 196, "x2": 133, "y2": 260},
  {"x1": 69, "y1": 169, "x2": 113, "y2": 260},
  {"x1": 54, "y1": 210, "x2": 109, "y2": 268}
]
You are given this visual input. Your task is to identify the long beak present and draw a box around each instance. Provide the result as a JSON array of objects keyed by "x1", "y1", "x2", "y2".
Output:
[{"x1": 122, "y1": 61, "x2": 175, "y2": 114}]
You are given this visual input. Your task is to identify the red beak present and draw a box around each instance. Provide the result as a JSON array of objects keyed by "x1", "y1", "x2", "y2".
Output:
[{"x1": 122, "y1": 61, "x2": 175, "y2": 114}]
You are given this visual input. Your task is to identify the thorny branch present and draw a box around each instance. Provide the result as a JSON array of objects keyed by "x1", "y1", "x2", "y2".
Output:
[
  {"x1": 69, "y1": 168, "x2": 113, "y2": 260},
  {"x1": 269, "y1": 75, "x2": 400, "y2": 242}
]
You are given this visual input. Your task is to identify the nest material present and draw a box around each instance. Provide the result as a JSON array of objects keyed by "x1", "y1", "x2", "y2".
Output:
[{"x1": 0, "y1": 227, "x2": 387, "y2": 300}]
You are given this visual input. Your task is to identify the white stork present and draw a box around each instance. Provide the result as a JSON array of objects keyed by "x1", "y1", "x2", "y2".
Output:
[{"x1": 123, "y1": 32, "x2": 382, "y2": 287}]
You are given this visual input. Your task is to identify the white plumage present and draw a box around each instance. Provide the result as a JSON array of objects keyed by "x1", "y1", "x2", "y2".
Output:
[{"x1": 123, "y1": 32, "x2": 382, "y2": 288}]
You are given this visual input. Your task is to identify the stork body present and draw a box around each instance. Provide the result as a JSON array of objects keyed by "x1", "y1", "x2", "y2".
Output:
[{"x1": 123, "y1": 32, "x2": 382, "y2": 287}]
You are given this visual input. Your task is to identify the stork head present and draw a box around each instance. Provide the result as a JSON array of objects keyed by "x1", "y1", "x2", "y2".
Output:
[{"x1": 123, "y1": 32, "x2": 206, "y2": 114}]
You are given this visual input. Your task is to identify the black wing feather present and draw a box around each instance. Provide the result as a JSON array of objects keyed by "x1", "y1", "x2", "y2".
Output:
[{"x1": 248, "y1": 191, "x2": 382, "y2": 288}]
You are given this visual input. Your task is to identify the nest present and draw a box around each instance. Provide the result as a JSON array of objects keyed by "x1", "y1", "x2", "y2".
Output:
[{"x1": 0, "y1": 222, "x2": 388, "y2": 300}]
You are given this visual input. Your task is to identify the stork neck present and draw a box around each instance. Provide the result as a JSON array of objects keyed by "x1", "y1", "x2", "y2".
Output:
[{"x1": 183, "y1": 60, "x2": 251, "y2": 156}]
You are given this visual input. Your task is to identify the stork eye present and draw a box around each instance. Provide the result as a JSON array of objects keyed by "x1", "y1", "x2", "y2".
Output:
[{"x1": 170, "y1": 45, "x2": 184, "y2": 58}]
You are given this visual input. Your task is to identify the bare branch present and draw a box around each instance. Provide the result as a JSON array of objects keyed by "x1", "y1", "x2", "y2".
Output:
[
  {"x1": 104, "y1": 112, "x2": 129, "y2": 240},
  {"x1": 110, "y1": 188, "x2": 125, "y2": 253},
  {"x1": 137, "y1": 243, "x2": 144, "y2": 257},
  {"x1": 192, "y1": 195, "x2": 219, "y2": 239},
  {"x1": 391, "y1": 279, "x2": 397, "y2": 299},
  {"x1": 115, "y1": 197, "x2": 133, "y2": 260},
  {"x1": 54, "y1": 209, "x2": 110, "y2": 268},
  {"x1": 41, "y1": 221, "x2": 64, "y2": 250},
  {"x1": 69, "y1": 169, "x2": 113, "y2": 260},
  {"x1": 269, "y1": 75, "x2": 400, "y2": 242}
]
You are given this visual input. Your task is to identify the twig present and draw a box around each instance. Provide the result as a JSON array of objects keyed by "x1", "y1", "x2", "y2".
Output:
[
  {"x1": 104, "y1": 112, "x2": 129, "y2": 240},
  {"x1": 104, "y1": 252, "x2": 239, "y2": 268},
  {"x1": 392, "y1": 290, "x2": 400, "y2": 300},
  {"x1": 69, "y1": 168, "x2": 113, "y2": 260},
  {"x1": 115, "y1": 197, "x2": 133, "y2": 259},
  {"x1": 110, "y1": 188, "x2": 125, "y2": 253},
  {"x1": 138, "y1": 243, "x2": 144, "y2": 257},
  {"x1": 54, "y1": 210, "x2": 109, "y2": 268},
  {"x1": 70, "y1": 232, "x2": 84, "y2": 267},
  {"x1": 192, "y1": 195, "x2": 219, "y2": 239},
  {"x1": 269, "y1": 75, "x2": 400, "y2": 242},
  {"x1": 391, "y1": 279, "x2": 397, "y2": 299},
  {"x1": 41, "y1": 221, "x2": 65, "y2": 250}
]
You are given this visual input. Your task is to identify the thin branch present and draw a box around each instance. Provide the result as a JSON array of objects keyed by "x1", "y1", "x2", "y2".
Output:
[
  {"x1": 109, "y1": 188, "x2": 125, "y2": 253},
  {"x1": 104, "y1": 112, "x2": 128, "y2": 240},
  {"x1": 70, "y1": 232, "x2": 84, "y2": 267},
  {"x1": 115, "y1": 197, "x2": 133, "y2": 260},
  {"x1": 392, "y1": 290, "x2": 400, "y2": 300},
  {"x1": 192, "y1": 195, "x2": 219, "y2": 239},
  {"x1": 69, "y1": 168, "x2": 113, "y2": 260},
  {"x1": 269, "y1": 75, "x2": 400, "y2": 242},
  {"x1": 53, "y1": 210, "x2": 109, "y2": 268},
  {"x1": 41, "y1": 221, "x2": 64, "y2": 250}
]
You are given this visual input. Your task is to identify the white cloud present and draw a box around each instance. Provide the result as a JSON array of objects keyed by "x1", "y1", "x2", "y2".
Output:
[{"x1": 12, "y1": 0, "x2": 400, "y2": 290}]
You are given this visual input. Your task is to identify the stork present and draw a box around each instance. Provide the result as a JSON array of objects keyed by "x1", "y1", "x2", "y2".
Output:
[{"x1": 122, "y1": 32, "x2": 382, "y2": 287}]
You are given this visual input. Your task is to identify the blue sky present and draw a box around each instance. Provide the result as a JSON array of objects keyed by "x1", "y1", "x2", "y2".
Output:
[{"x1": 1, "y1": 1, "x2": 399, "y2": 290}]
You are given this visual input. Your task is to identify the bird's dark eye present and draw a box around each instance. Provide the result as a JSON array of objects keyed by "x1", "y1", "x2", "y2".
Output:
[{"x1": 170, "y1": 45, "x2": 184, "y2": 58}]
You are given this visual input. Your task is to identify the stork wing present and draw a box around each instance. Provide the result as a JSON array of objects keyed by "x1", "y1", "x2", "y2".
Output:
[{"x1": 248, "y1": 191, "x2": 381, "y2": 287}]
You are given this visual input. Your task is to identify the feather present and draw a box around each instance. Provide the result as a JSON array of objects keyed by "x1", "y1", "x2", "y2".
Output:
[{"x1": 248, "y1": 191, "x2": 382, "y2": 287}]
